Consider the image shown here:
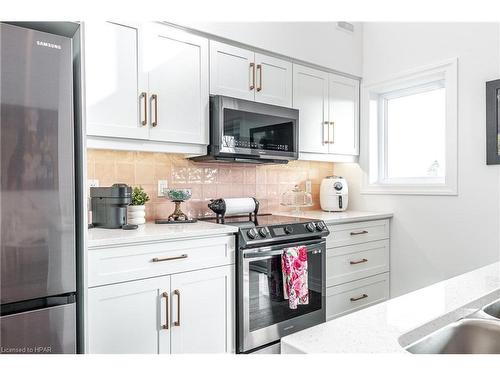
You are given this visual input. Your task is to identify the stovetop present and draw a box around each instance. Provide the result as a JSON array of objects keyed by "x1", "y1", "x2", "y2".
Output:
[
  {"x1": 203, "y1": 214, "x2": 329, "y2": 248},
  {"x1": 204, "y1": 214, "x2": 310, "y2": 227}
]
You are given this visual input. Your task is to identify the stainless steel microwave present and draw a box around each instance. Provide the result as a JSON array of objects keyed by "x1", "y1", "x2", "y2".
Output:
[{"x1": 191, "y1": 96, "x2": 299, "y2": 164}]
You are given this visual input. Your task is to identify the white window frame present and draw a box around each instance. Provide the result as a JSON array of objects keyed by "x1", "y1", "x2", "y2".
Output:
[{"x1": 360, "y1": 58, "x2": 458, "y2": 195}]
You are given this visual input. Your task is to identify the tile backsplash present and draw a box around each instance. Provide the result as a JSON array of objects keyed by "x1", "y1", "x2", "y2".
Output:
[{"x1": 87, "y1": 150, "x2": 334, "y2": 221}]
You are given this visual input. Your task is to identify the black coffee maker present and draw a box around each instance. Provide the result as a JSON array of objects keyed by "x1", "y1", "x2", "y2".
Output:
[{"x1": 90, "y1": 184, "x2": 138, "y2": 230}]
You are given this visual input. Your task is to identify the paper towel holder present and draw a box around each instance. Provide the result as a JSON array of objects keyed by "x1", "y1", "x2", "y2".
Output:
[{"x1": 208, "y1": 197, "x2": 260, "y2": 224}]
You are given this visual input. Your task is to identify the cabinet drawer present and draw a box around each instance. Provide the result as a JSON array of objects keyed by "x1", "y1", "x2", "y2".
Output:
[
  {"x1": 327, "y1": 219, "x2": 389, "y2": 248},
  {"x1": 88, "y1": 235, "x2": 235, "y2": 287},
  {"x1": 326, "y1": 273, "x2": 389, "y2": 320},
  {"x1": 326, "y1": 240, "x2": 389, "y2": 287}
]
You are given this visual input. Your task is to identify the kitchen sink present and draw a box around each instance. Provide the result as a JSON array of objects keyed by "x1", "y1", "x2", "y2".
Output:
[
  {"x1": 483, "y1": 299, "x2": 500, "y2": 319},
  {"x1": 405, "y1": 319, "x2": 500, "y2": 354}
]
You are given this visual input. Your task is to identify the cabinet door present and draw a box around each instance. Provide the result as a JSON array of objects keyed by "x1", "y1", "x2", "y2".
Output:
[
  {"x1": 146, "y1": 24, "x2": 209, "y2": 145},
  {"x1": 85, "y1": 22, "x2": 149, "y2": 139},
  {"x1": 170, "y1": 265, "x2": 234, "y2": 353},
  {"x1": 328, "y1": 74, "x2": 360, "y2": 155},
  {"x1": 87, "y1": 276, "x2": 171, "y2": 354},
  {"x1": 210, "y1": 41, "x2": 255, "y2": 101},
  {"x1": 254, "y1": 53, "x2": 293, "y2": 107},
  {"x1": 293, "y1": 64, "x2": 330, "y2": 154}
]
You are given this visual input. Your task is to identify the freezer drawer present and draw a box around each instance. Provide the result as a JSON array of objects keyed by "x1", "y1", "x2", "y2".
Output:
[{"x1": 0, "y1": 303, "x2": 76, "y2": 354}]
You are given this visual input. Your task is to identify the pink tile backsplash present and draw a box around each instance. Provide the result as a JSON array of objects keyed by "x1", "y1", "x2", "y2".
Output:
[{"x1": 87, "y1": 150, "x2": 334, "y2": 221}]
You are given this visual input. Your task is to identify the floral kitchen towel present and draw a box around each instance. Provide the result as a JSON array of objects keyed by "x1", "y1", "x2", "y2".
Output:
[{"x1": 281, "y1": 246, "x2": 308, "y2": 309}]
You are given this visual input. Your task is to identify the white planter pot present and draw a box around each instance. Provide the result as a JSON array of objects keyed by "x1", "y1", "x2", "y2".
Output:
[{"x1": 127, "y1": 205, "x2": 146, "y2": 225}]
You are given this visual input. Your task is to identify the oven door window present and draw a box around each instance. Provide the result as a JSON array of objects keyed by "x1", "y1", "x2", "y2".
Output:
[
  {"x1": 247, "y1": 249, "x2": 322, "y2": 332},
  {"x1": 222, "y1": 108, "x2": 295, "y2": 152}
]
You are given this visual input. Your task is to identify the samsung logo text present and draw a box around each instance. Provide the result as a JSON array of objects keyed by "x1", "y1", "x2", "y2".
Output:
[{"x1": 36, "y1": 41, "x2": 61, "y2": 50}]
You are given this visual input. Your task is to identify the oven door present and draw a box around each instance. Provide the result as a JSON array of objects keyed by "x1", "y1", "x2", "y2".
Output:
[
  {"x1": 238, "y1": 239, "x2": 326, "y2": 353},
  {"x1": 212, "y1": 95, "x2": 299, "y2": 161}
]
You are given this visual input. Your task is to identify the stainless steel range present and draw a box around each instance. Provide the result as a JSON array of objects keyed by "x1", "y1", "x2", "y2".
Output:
[{"x1": 205, "y1": 202, "x2": 329, "y2": 353}]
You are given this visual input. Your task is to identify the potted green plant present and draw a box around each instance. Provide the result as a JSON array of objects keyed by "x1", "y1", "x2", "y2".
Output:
[{"x1": 127, "y1": 186, "x2": 150, "y2": 225}]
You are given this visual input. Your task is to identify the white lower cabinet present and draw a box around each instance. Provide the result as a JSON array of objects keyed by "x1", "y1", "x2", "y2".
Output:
[
  {"x1": 88, "y1": 265, "x2": 234, "y2": 354},
  {"x1": 325, "y1": 219, "x2": 391, "y2": 320},
  {"x1": 326, "y1": 273, "x2": 390, "y2": 320},
  {"x1": 170, "y1": 266, "x2": 234, "y2": 353},
  {"x1": 88, "y1": 275, "x2": 171, "y2": 354},
  {"x1": 87, "y1": 235, "x2": 236, "y2": 354}
]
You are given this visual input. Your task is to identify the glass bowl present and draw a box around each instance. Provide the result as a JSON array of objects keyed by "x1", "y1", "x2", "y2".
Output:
[{"x1": 165, "y1": 188, "x2": 192, "y2": 202}]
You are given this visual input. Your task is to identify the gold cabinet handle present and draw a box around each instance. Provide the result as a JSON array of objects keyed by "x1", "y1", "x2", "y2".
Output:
[
  {"x1": 350, "y1": 293, "x2": 368, "y2": 302},
  {"x1": 161, "y1": 292, "x2": 169, "y2": 330},
  {"x1": 350, "y1": 230, "x2": 368, "y2": 236},
  {"x1": 323, "y1": 121, "x2": 330, "y2": 144},
  {"x1": 329, "y1": 121, "x2": 335, "y2": 144},
  {"x1": 152, "y1": 254, "x2": 188, "y2": 262},
  {"x1": 256, "y1": 64, "x2": 262, "y2": 92},
  {"x1": 174, "y1": 289, "x2": 181, "y2": 326},
  {"x1": 151, "y1": 94, "x2": 158, "y2": 127},
  {"x1": 140, "y1": 92, "x2": 147, "y2": 126},
  {"x1": 249, "y1": 63, "x2": 255, "y2": 90},
  {"x1": 350, "y1": 258, "x2": 368, "y2": 265}
]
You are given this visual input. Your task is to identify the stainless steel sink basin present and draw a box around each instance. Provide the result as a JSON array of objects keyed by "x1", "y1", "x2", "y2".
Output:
[
  {"x1": 405, "y1": 319, "x2": 500, "y2": 354},
  {"x1": 483, "y1": 299, "x2": 500, "y2": 319}
]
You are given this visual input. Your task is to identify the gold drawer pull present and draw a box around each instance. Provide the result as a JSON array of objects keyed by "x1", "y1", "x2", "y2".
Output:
[
  {"x1": 249, "y1": 62, "x2": 255, "y2": 90},
  {"x1": 174, "y1": 289, "x2": 181, "y2": 326},
  {"x1": 329, "y1": 121, "x2": 335, "y2": 144},
  {"x1": 350, "y1": 258, "x2": 368, "y2": 265},
  {"x1": 151, "y1": 94, "x2": 158, "y2": 127},
  {"x1": 161, "y1": 292, "x2": 169, "y2": 330},
  {"x1": 140, "y1": 92, "x2": 147, "y2": 126},
  {"x1": 323, "y1": 121, "x2": 330, "y2": 144},
  {"x1": 350, "y1": 293, "x2": 368, "y2": 302},
  {"x1": 350, "y1": 230, "x2": 368, "y2": 236},
  {"x1": 152, "y1": 254, "x2": 188, "y2": 262},
  {"x1": 256, "y1": 64, "x2": 262, "y2": 92}
]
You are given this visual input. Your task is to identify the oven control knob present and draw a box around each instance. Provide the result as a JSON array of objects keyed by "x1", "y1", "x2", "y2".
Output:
[
  {"x1": 315, "y1": 222, "x2": 326, "y2": 231},
  {"x1": 247, "y1": 228, "x2": 258, "y2": 239},
  {"x1": 305, "y1": 223, "x2": 315, "y2": 232},
  {"x1": 258, "y1": 227, "x2": 269, "y2": 237},
  {"x1": 284, "y1": 225, "x2": 294, "y2": 235}
]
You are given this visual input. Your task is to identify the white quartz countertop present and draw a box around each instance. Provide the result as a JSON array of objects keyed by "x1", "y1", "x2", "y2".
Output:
[
  {"x1": 281, "y1": 262, "x2": 500, "y2": 353},
  {"x1": 88, "y1": 221, "x2": 238, "y2": 248},
  {"x1": 278, "y1": 210, "x2": 393, "y2": 224}
]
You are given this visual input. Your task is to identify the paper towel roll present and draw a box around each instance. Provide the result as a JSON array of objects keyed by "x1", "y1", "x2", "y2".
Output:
[{"x1": 224, "y1": 198, "x2": 257, "y2": 216}]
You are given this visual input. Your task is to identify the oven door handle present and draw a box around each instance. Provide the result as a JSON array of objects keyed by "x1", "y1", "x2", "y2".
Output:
[{"x1": 243, "y1": 239, "x2": 324, "y2": 259}]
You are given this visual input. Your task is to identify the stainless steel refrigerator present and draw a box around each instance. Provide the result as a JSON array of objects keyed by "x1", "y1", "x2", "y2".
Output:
[{"x1": 0, "y1": 23, "x2": 77, "y2": 354}]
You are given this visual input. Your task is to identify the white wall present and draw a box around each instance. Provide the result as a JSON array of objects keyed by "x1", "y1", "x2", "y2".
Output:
[
  {"x1": 178, "y1": 22, "x2": 363, "y2": 76},
  {"x1": 335, "y1": 23, "x2": 500, "y2": 297}
]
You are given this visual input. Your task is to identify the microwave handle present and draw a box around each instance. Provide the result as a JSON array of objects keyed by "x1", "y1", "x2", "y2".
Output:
[{"x1": 243, "y1": 239, "x2": 324, "y2": 259}]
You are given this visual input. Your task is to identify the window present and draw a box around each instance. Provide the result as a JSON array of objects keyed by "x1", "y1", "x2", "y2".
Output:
[{"x1": 362, "y1": 59, "x2": 458, "y2": 195}]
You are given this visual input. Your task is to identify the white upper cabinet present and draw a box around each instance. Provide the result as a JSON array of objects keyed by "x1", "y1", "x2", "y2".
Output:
[
  {"x1": 87, "y1": 275, "x2": 171, "y2": 354},
  {"x1": 84, "y1": 23, "x2": 358, "y2": 157},
  {"x1": 170, "y1": 265, "x2": 234, "y2": 354},
  {"x1": 293, "y1": 63, "x2": 360, "y2": 160},
  {"x1": 293, "y1": 64, "x2": 330, "y2": 154},
  {"x1": 254, "y1": 53, "x2": 293, "y2": 107},
  {"x1": 85, "y1": 22, "x2": 148, "y2": 139},
  {"x1": 210, "y1": 41, "x2": 255, "y2": 101},
  {"x1": 146, "y1": 24, "x2": 209, "y2": 145},
  {"x1": 328, "y1": 74, "x2": 359, "y2": 155},
  {"x1": 210, "y1": 41, "x2": 293, "y2": 106}
]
